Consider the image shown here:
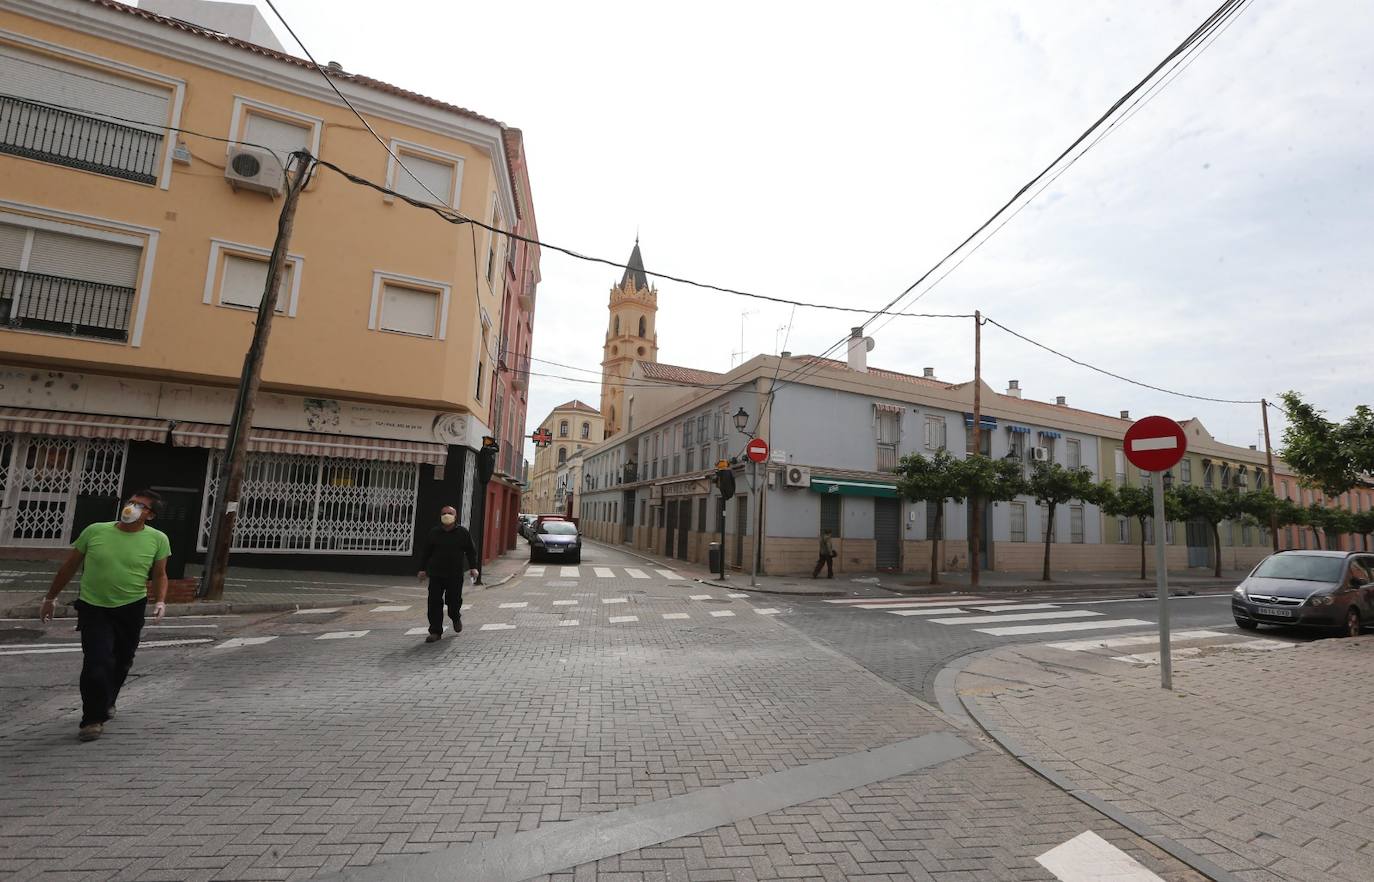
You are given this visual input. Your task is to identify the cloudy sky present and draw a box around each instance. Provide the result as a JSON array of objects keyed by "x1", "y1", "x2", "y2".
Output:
[{"x1": 236, "y1": 0, "x2": 1371, "y2": 461}]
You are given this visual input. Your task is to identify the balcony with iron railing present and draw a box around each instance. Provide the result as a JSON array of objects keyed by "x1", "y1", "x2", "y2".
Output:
[
  {"x1": 0, "y1": 268, "x2": 134, "y2": 342},
  {"x1": 0, "y1": 94, "x2": 163, "y2": 185},
  {"x1": 510, "y1": 352, "x2": 530, "y2": 391},
  {"x1": 877, "y1": 443, "x2": 898, "y2": 473}
]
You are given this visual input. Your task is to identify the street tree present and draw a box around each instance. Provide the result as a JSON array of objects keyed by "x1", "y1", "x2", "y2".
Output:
[
  {"x1": 1279, "y1": 392, "x2": 1374, "y2": 498},
  {"x1": 1308, "y1": 504, "x2": 1357, "y2": 550},
  {"x1": 895, "y1": 451, "x2": 1023, "y2": 584},
  {"x1": 1173, "y1": 485, "x2": 1243, "y2": 577},
  {"x1": 1239, "y1": 490, "x2": 1304, "y2": 551},
  {"x1": 1355, "y1": 509, "x2": 1374, "y2": 551},
  {"x1": 1099, "y1": 482, "x2": 1181, "y2": 580},
  {"x1": 1023, "y1": 462, "x2": 1098, "y2": 581}
]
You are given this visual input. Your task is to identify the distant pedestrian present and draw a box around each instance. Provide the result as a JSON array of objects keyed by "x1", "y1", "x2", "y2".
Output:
[
  {"x1": 417, "y1": 505, "x2": 478, "y2": 643},
  {"x1": 812, "y1": 529, "x2": 836, "y2": 579},
  {"x1": 40, "y1": 490, "x2": 171, "y2": 742}
]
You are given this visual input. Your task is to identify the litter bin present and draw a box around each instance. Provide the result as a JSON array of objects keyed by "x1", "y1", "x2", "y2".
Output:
[{"x1": 707, "y1": 542, "x2": 722, "y2": 575}]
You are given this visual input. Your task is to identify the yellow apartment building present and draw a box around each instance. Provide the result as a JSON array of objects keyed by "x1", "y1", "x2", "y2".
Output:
[
  {"x1": 0, "y1": 0, "x2": 530, "y2": 576},
  {"x1": 522, "y1": 400, "x2": 603, "y2": 516}
]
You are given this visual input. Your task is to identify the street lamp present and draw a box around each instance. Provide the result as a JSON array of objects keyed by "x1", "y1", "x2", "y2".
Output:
[{"x1": 733, "y1": 406, "x2": 750, "y2": 435}]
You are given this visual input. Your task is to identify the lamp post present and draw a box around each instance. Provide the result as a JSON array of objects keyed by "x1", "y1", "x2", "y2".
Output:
[{"x1": 732, "y1": 407, "x2": 762, "y2": 587}]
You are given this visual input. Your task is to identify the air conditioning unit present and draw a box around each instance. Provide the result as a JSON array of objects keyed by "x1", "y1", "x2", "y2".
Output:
[
  {"x1": 225, "y1": 146, "x2": 284, "y2": 196},
  {"x1": 784, "y1": 465, "x2": 811, "y2": 488},
  {"x1": 1031, "y1": 446, "x2": 1049, "y2": 462}
]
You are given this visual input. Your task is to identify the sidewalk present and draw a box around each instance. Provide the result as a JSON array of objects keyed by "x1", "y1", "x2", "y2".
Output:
[{"x1": 955, "y1": 633, "x2": 1374, "y2": 881}]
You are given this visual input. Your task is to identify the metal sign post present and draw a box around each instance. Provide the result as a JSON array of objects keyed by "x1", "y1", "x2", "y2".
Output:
[{"x1": 1151, "y1": 469, "x2": 1172, "y2": 690}]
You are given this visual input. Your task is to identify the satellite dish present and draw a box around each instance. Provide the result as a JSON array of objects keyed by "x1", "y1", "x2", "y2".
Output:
[{"x1": 864, "y1": 337, "x2": 875, "y2": 352}]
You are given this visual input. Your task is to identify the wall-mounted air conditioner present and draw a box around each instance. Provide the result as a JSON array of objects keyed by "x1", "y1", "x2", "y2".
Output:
[
  {"x1": 225, "y1": 146, "x2": 284, "y2": 196},
  {"x1": 784, "y1": 465, "x2": 811, "y2": 488}
]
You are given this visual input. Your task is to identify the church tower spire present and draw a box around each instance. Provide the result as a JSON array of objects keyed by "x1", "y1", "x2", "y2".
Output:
[{"x1": 600, "y1": 239, "x2": 658, "y2": 438}]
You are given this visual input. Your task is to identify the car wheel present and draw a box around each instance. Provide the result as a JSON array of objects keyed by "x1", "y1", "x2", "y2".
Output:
[
  {"x1": 569, "y1": 555, "x2": 581, "y2": 564},
  {"x1": 1235, "y1": 618, "x2": 1259, "y2": 631},
  {"x1": 1342, "y1": 607, "x2": 1361, "y2": 638}
]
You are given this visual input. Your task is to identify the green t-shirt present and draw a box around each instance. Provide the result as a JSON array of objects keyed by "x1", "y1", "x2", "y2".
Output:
[{"x1": 73, "y1": 522, "x2": 172, "y2": 608}]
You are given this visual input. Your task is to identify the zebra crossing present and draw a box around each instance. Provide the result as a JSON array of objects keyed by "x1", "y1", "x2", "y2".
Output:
[
  {"x1": 524, "y1": 565, "x2": 684, "y2": 580},
  {"x1": 824, "y1": 596, "x2": 1152, "y2": 637},
  {"x1": 1042, "y1": 628, "x2": 1297, "y2": 666}
]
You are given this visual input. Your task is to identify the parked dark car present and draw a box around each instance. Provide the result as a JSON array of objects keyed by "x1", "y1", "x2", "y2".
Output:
[
  {"x1": 1232, "y1": 550, "x2": 1374, "y2": 637},
  {"x1": 532, "y1": 514, "x2": 568, "y2": 535},
  {"x1": 530, "y1": 519, "x2": 581, "y2": 564},
  {"x1": 517, "y1": 513, "x2": 534, "y2": 539}
]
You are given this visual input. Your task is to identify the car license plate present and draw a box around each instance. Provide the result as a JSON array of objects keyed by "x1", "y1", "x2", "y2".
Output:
[
  {"x1": 1256, "y1": 606, "x2": 1291, "y2": 618},
  {"x1": 547, "y1": 547, "x2": 564, "y2": 554}
]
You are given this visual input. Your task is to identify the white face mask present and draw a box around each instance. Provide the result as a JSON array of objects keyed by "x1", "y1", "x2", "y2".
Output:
[
  {"x1": 119, "y1": 503, "x2": 145, "y2": 524},
  {"x1": 440, "y1": 513, "x2": 456, "y2": 526}
]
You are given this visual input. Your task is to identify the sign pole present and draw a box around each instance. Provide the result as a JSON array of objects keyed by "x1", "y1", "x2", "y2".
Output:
[
  {"x1": 750, "y1": 460, "x2": 758, "y2": 588},
  {"x1": 1261, "y1": 399, "x2": 1280, "y2": 553},
  {"x1": 1152, "y1": 469, "x2": 1172, "y2": 690}
]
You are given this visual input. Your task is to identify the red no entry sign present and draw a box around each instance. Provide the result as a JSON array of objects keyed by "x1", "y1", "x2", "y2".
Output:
[
  {"x1": 1123, "y1": 416, "x2": 1187, "y2": 472},
  {"x1": 746, "y1": 437, "x2": 770, "y2": 463}
]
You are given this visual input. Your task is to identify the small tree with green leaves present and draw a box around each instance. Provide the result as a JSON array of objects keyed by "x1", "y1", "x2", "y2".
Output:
[
  {"x1": 1099, "y1": 482, "x2": 1181, "y2": 580},
  {"x1": 1022, "y1": 462, "x2": 1099, "y2": 581},
  {"x1": 896, "y1": 449, "x2": 964, "y2": 585},
  {"x1": 1239, "y1": 490, "x2": 1304, "y2": 552},
  {"x1": 1279, "y1": 392, "x2": 1374, "y2": 498},
  {"x1": 1308, "y1": 505, "x2": 1357, "y2": 550},
  {"x1": 1173, "y1": 485, "x2": 1243, "y2": 577},
  {"x1": 964, "y1": 455, "x2": 1028, "y2": 579}
]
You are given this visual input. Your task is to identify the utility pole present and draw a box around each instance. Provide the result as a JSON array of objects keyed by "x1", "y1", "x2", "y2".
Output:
[
  {"x1": 199, "y1": 151, "x2": 313, "y2": 600},
  {"x1": 969, "y1": 310, "x2": 983, "y2": 590},
  {"x1": 1261, "y1": 398, "x2": 1280, "y2": 553}
]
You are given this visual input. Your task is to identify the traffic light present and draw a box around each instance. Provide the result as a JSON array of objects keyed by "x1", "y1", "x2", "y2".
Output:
[
  {"x1": 477, "y1": 436, "x2": 499, "y2": 484},
  {"x1": 716, "y1": 466, "x2": 735, "y2": 500}
]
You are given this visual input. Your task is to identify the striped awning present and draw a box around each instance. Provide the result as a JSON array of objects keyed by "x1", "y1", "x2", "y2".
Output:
[
  {"x1": 1007, "y1": 425, "x2": 1032, "y2": 434},
  {"x1": 171, "y1": 422, "x2": 447, "y2": 465},
  {"x1": 0, "y1": 407, "x2": 168, "y2": 442},
  {"x1": 1038, "y1": 430, "x2": 1062, "y2": 438},
  {"x1": 875, "y1": 402, "x2": 904, "y2": 414},
  {"x1": 963, "y1": 413, "x2": 998, "y2": 429}
]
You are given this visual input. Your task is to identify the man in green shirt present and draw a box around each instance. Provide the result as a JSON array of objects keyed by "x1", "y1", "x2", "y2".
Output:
[{"x1": 41, "y1": 489, "x2": 171, "y2": 742}]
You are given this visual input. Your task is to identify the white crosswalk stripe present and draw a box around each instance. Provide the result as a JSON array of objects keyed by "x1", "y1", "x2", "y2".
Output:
[
  {"x1": 593, "y1": 567, "x2": 615, "y2": 577},
  {"x1": 1046, "y1": 630, "x2": 1225, "y2": 652},
  {"x1": 499, "y1": 602, "x2": 529, "y2": 609},
  {"x1": 754, "y1": 608, "x2": 781, "y2": 615},
  {"x1": 625, "y1": 568, "x2": 649, "y2": 579},
  {"x1": 976, "y1": 618, "x2": 1153, "y2": 637},
  {"x1": 602, "y1": 597, "x2": 628, "y2": 605},
  {"x1": 558, "y1": 620, "x2": 579, "y2": 627},
  {"x1": 404, "y1": 628, "x2": 430, "y2": 636},
  {"x1": 552, "y1": 600, "x2": 577, "y2": 606},
  {"x1": 526, "y1": 566, "x2": 545, "y2": 577},
  {"x1": 371, "y1": 605, "x2": 412, "y2": 612},
  {"x1": 480, "y1": 623, "x2": 516, "y2": 631},
  {"x1": 709, "y1": 610, "x2": 735, "y2": 617},
  {"x1": 662, "y1": 613, "x2": 690, "y2": 620},
  {"x1": 885, "y1": 607, "x2": 981, "y2": 617},
  {"x1": 655, "y1": 569, "x2": 683, "y2": 580},
  {"x1": 217, "y1": 636, "x2": 278, "y2": 649},
  {"x1": 560, "y1": 566, "x2": 579, "y2": 577},
  {"x1": 689, "y1": 594, "x2": 712, "y2": 600},
  {"x1": 317, "y1": 631, "x2": 369, "y2": 640},
  {"x1": 929, "y1": 610, "x2": 1101, "y2": 626},
  {"x1": 609, "y1": 615, "x2": 638, "y2": 624}
]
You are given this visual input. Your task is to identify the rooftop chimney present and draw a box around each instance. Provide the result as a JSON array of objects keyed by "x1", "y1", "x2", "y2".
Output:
[
  {"x1": 326, "y1": 61, "x2": 344, "y2": 74},
  {"x1": 923, "y1": 367, "x2": 935, "y2": 378},
  {"x1": 846, "y1": 327, "x2": 872, "y2": 373},
  {"x1": 1249, "y1": 444, "x2": 1257, "y2": 450},
  {"x1": 1006, "y1": 379, "x2": 1021, "y2": 398},
  {"x1": 1055, "y1": 396, "x2": 1067, "y2": 406},
  {"x1": 780, "y1": 351, "x2": 792, "y2": 358},
  {"x1": 1120, "y1": 410, "x2": 1130, "y2": 420}
]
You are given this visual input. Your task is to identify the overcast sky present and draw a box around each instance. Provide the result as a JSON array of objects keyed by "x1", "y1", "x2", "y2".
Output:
[{"x1": 235, "y1": 0, "x2": 1372, "y2": 463}]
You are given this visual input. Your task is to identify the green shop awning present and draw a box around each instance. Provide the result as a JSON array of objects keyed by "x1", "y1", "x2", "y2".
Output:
[{"x1": 810, "y1": 477, "x2": 899, "y2": 498}]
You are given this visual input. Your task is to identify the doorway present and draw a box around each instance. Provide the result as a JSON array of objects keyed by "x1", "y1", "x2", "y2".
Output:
[
  {"x1": 150, "y1": 486, "x2": 200, "y2": 579},
  {"x1": 875, "y1": 497, "x2": 901, "y2": 570},
  {"x1": 733, "y1": 496, "x2": 748, "y2": 567},
  {"x1": 1186, "y1": 519, "x2": 1210, "y2": 568},
  {"x1": 664, "y1": 499, "x2": 678, "y2": 558}
]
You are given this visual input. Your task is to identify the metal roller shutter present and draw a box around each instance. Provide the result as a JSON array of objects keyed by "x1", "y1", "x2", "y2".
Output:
[
  {"x1": 25, "y1": 230, "x2": 141, "y2": 287},
  {"x1": 0, "y1": 45, "x2": 170, "y2": 131},
  {"x1": 875, "y1": 497, "x2": 901, "y2": 570},
  {"x1": 0, "y1": 223, "x2": 27, "y2": 270}
]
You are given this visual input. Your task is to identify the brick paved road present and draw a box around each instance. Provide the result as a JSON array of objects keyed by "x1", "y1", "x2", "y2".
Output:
[{"x1": 2, "y1": 542, "x2": 1205, "y2": 881}]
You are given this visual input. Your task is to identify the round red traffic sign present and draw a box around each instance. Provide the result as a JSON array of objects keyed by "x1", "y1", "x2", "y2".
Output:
[
  {"x1": 746, "y1": 437, "x2": 770, "y2": 463},
  {"x1": 1123, "y1": 416, "x2": 1187, "y2": 472}
]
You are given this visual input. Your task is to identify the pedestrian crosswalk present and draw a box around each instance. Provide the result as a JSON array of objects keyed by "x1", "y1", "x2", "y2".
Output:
[
  {"x1": 523, "y1": 564, "x2": 690, "y2": 581},
  {"x1": 824, "y1": 596, "x2": 1154, "y2": 638},
  {"x1": 1042, "y1": 628, "x2": 1297, "y2": 665}
]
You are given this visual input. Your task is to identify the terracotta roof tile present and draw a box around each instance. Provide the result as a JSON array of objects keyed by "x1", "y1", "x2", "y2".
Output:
[
  {"x1": 637, "y1": 362, "x2": 725, "y2": 386},
  {"x1": 554, "y1": 400, "x2": 600, "y2": 415},
  {"x1": 797, "y1": 356, "x2": 949, "y2": 387}
]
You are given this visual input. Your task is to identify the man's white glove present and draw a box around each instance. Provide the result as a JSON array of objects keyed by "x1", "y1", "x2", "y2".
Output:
[{"x1": 153, "y1": 601, "x2": 166, "y2": 623}]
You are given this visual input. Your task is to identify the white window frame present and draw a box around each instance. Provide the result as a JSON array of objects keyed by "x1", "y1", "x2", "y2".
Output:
[
  {"x1": 924, "y1": 416, "x2": 947, "y2": 450},
  {"x1": 202, "y1": 238, "x2": 303, "y2": 316},
  {"x1": 227, "y1": 96, "x2": 323, "y2": 171},
  {"x1": 0, "y1": 201, "x2": 158, "y2": 347},
  {"x1": 384, "y1": 138, "x2": 464, "y2": 207},
  {"x1": 1066, "y1": 438, "x2": 1081, "y2": 469},
  {"x1": 1009, "y1": 502, "x2": 1026, "y2": 543},
  {"x1": 368, "y1": 270, "x2": 450, "y2": 340}
]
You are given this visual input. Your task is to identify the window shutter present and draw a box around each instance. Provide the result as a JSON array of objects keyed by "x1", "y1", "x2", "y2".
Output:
[
  {"x1": 220, "y1": 253, "x2": 289, "y2": 311},
  {"x1": 0, "y1": 45, "x2": 170, "y2": 132},
  {"x1": 26, "y1": 230, "x2": 140, "y2": 287},
  {"x1": 0, "y1": 223, "x2": 28, "y2": 270},
  {"x1": 243, "y1": 112, "x2": 312, "y2": 167},
  {"x1": 379, "y1": 284, "x2": 437, "y2": 336},
  {"x1": 393, "y1": 153, "x2": 455, "y2": 206}
]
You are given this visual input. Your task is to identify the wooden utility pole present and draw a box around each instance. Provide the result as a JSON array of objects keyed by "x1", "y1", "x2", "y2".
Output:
[
  {"x1": 200, "y1": 151, "x2": 313, "y2": 600},
  {"x1": 1261, "y1": 398, "x2": 1280, "y2": 553},
  {"x1": 970, "y1": 310, "x2": 982, "y2": 589}
]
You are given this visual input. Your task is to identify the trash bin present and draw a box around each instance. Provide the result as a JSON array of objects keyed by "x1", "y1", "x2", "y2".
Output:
[{"x1": 707, "y1": 542, "x2": 722, "y2": 575}]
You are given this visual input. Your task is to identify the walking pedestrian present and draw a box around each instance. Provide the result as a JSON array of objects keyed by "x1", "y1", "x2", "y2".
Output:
[
  {"x1": 40, "y1": 490, "x2": 171, "y2": 742},
  {"x1": 417, "y1": 505, "x2": 478, "y2": 643},
  {"x1": 812, "y1": 528, "x2": 836, "y2": 579}
]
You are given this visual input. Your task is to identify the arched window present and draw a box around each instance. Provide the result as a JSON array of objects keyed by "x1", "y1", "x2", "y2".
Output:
[
  {"x1": 581, "y1": 421, "x2": 590, "y2": 439},
  {"x1": 559, "y1": 420, "x2": 569, "y2": 437},
  {"x1": 614, "y1": 315, "x2": 620, "y2": 336},
  {"x1": 558, "y1": 446, "x2": 567, "y2": 465},
  {"x1": 638, "y1": 316, "x2": 647, "y2": 337}
]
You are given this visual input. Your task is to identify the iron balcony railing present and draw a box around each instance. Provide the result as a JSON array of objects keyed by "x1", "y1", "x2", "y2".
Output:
[
  {"x1": 877, "y1": 443, "x2": 898, "y2": 473},
  {"x1": 0, "y1": 268, "x2": 134, "y2": 342},
  {"x1": 0, "y1": 94, "x2": 162, "y2": 185}
]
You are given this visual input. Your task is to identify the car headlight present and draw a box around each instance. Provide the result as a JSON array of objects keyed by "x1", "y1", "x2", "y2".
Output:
[
  {"x1": 1233, "y1": 585, "x2": 1247, "y2": 597},
  {"x1": 1307, "y1": 594, "x2": 1333, "y2": 607}
]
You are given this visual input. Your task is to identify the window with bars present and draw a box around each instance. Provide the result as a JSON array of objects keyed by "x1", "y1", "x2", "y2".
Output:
[
  {"x1": 820, "y1": 494, "x2": 842, "y2": 537},
  {"x1": 1066, "y1": 438, "x2": 1081, "y2": 469},
  {"x1": 1009, "y1": 502, "x2": 1026, "y2": 543},
  {"x1": 1070, "y1": 505, "x2": 1084, "y2": 544}
]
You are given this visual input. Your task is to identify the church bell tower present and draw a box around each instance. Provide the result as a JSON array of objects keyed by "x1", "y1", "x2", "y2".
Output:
[{"x1": 600, "y1": 239, "x2": 658, "y2": 438}]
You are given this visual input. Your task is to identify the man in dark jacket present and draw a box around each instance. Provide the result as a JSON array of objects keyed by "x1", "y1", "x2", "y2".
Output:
[{"x1": 417, "y1": 505, "x2": 478, "y2": 642}]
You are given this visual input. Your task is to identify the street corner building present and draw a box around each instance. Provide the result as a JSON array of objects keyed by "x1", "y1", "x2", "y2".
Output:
[{"x1": 0, "y1": 0, "x2": 540, "y2": 575}]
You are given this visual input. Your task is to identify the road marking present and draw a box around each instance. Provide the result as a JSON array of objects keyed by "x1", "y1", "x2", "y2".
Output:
[
  {"x1": 655, "y1": 569, "x2": 683, "y2": 580},
  {"x1": 560, "y1": 567, "x2": 580, "y2": 577},
  {"x1": 0, "y1": 645, "x2": 83, "y2": 655},
  {"x1": 145, "y1": 623, "x2": 219, "y2": 629},
  {"x1": 552, "y1": 600, "x2": 577, "y2": 606},
  {"x1": 602, "y1": 597, "x2": 628, "y2": 604},
  {"x1": 662, "y1": 613, "x2": 690, "y2": 620},
  {"x1": 689, "y1": 594, "x2": 713, "y2": 600},
  {"x1": 480, "y1": 623, "x2": 516, "y2": 631},
  {"x1": 977, "y1": 618, "x2": 1153, "y2": 637},
  {"x1": 292, "y1": 607, "x2": 342, "y2": 615},
  {"x1": 709, "y1": 610, "x2": 736, "y2": 618},
  {"x1": 1036, "y1": 830, "x2": 1164, "y2": 881},
  {"x1": 218, "y1": 636, "x2": 279, "y2": 648},
  {"x1": 499, "y1": 602, "x2": 529, "y2": 609},
  {"x1": 967, "y1": 603, "x2": 1061, "y2": 612},
  {"x1": 886, "y1": 607, "x2": 985, "y2": 616},
  {"x1": 609, "y1": 615, "x2": 638, "y2": 624},
  {"x1": 0, "y1": 637, "x2": 215, "y2": 655},
  {"x1": 317, "y1": 631, "x2": 369, "y2": 640},
  {"x1": 1113, "y1": 648, "x2": 1204, "y2": 665},
  {"x1": 371, "y1": 605, "x2": 412, "y2": 612},
  {"x1": 404, "y1": 628, "x2": 430, "y2": 636},
  {"x1": 824, "y1": 596, "x2": 1005, "y2": 605},
  {"x1": 930, "y1": 610, "x2": 1100, "y2": 625},
  {"x1": 727, "y1": 593, "x2": 749, "y2": 598},
  {"x1": 558, "y1": 620, "x2": 579, "y2": 627},
  {"x1": 625, "y1": 568, "x2": 649, "y2": 579},
  {"x1": 593, "y1": 567, "x2": 615, "y2": 578},
  {"x1": 754, "y1": 608, "x2": 780, "y2": 615},
  {"x1": 526, "y1": 566, "x2": 545, "y2": 577},
  {"x1": 1070, "y1": 593, "x2": 1231, "y2": 605},
  {"x1": 1046, "y1": 630, "x2": 1227, "y2": 651}
]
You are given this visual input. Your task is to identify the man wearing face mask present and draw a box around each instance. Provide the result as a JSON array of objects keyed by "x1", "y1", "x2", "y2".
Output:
[
  {"x1": 40, "y1": 490, "x2": 171, "y2": 742},
  {"x1": 417, "y1": 505, "x2": 478, "y2": 643}
]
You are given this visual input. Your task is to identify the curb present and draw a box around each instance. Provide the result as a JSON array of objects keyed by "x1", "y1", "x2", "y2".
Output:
[
  {"x1": 950, "y1": 656, "x2": 1244, "y2": 882},
  {"x1": 697, "y1": 579, "x2": 847, "y2": 598}
]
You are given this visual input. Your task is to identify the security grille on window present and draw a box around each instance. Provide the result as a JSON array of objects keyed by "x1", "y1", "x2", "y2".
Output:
[
  {"x1": 0, "y1": 435, "x2": 127, "y2": 546},
  {"x1": 199, "y1": 452, "x2": 418, "y2": 553},
  {"x1": 1181, "y1": 458, "x2": 1192, "y2": 484},
  {"x1": 1070, "y1": 505, "x2": 1084, "y2": 544},
  {"x1": 219, "y1": 253, "x2": 291, "y2": 311},
  {"x1": 820, "y1": 494, "x2": 842, "y2": 537},
  {"x1": 1066, "y1": 438, "x2": 1081, "y2": 469},
  {"x1": 379, "y1": 284, "x2": 438, "y2": 337},
  {"x1": 1009, "y1": 502, "x2": 1026, "y2": 543},
  {"x1": 392, "y1": 152, "x2": 455, "y2": 206}
]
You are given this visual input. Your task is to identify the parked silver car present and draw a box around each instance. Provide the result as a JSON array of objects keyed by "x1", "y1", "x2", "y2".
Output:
[{"x1": 1232, "y1": 551, "x2": 1374, "y2": 637}]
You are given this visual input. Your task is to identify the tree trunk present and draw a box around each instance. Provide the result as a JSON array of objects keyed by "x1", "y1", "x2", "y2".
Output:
[
  {"x1": 1041, "y1": 502, "x2": 1055, "y2": 582},
  {"x1": 1311, "y1": 526, "x2": 1323, "y2": 549},
  {"x1": 1212, "y1": 522, "x2": 1222, "y2": 578},
  {"x1": 929, "y1": 507, "x2": 942, "y2": 585},
  {"x1": 1138, "y1": 519, "x2": 1147, "y2": 580}
]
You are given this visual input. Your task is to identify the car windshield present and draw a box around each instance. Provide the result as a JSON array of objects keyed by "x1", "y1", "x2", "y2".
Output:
[
  {"x1": 1252, "y1": 554, "x2": 1345, "y2": 583},
  {"x1": 541, "y1": 522, "x2": 578, "y2": 536}
]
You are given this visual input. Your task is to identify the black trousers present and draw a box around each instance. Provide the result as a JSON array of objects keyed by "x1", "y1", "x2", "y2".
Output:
[
  {"x1": 427, "y1": 577, "x2": 463, "y2": 634},
  {"x1": 812, "y1": 554, "x2": 834, "y2": 579},
  {"x1": 76, "y1": 598, "x2": 146, "y2": 726}
]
